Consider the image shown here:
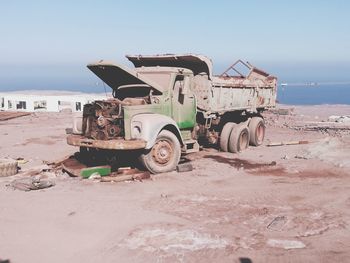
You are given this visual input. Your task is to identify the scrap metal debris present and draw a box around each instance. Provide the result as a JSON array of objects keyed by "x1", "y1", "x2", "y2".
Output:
[
  {"x1": 61, "y1": 155, "x2": 151, "y2": 182},
  {"x1": 43, "y1": 154, "x2": 72, "y2": 168},
  {"x1": 62, "y1": 156, "x2": 111, "y2": 178},
  {"x1": 18, "y1": 164, "x2": 52, "y2": 177},
  {"x1": 100, "y1": 171, "x2": 150, "y2": 183},
  {"x1": 61, "y1": 157, "x2": 87, "y2": 177},
  {"x1": 8, "y1": 177, "x2": 55, "y2": 191},
  {"x1": 16, "y1": 157, "x2": 28, "y2": 165}
]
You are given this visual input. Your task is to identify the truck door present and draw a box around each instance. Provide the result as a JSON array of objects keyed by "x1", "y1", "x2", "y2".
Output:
[{"x1": 171, "y1": 75, "x2": 196, "y2": 129}]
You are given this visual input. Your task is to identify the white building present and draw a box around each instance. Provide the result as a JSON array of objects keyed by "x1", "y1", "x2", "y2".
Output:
[{"x1": 0, "y1": 91, "x2": 108, "y2": 112}]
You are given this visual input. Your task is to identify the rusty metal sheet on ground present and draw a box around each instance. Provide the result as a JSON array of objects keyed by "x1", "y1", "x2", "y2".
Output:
[{"x1": 62, "y1": 157, "x2": 87, "y2": 177}]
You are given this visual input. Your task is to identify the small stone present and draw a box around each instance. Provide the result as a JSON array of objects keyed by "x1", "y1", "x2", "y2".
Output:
[{"x1": 88, "y1": 172, "x2": 101, "y2": 180}]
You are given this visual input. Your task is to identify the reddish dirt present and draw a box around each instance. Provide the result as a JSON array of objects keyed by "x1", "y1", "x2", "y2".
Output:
[
  {"x1": 0, "y1": 105, "x2": 350, "y2": 263},
  {"x1": 0, "y1": 111, "x2": 31, "y2": 121}
]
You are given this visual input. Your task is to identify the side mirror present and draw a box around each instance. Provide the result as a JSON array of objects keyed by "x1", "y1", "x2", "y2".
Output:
[{"x1": 181, "y1": 75, "x2": 190, "y2": 95}]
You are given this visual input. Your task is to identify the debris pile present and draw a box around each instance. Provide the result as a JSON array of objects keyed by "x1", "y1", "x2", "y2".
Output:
[
  {"x1": 9, "y1": 177, "x2": 55, "y2": 191},
  {"x1": 328, "y1": 115, "x2": 350, "y2": 123},
  {"x1": 0, "y1": 159, "x2": 18, "y2": 177}
]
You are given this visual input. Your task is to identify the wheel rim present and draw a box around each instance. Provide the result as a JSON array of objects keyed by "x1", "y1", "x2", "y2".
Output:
[
  {"x1": 151, "y1": 139, "x2": 173, "y2": 165},
  {"x1": 239, "y1": 131, "x2": 249, "y2": 151},
  {"x1": 256, "y1": 123, "x2": 265, "y2": 143}
]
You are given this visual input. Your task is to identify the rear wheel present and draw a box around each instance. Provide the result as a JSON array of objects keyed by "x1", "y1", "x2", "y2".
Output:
[
  {"x1": 219, "y1": 122, "x2": 236, "y2": 152},
  {"x1": 228, "y1": 124, "x2": 250, "y2": 153},
  {"x1": 249, "y1": 117, "x2": 265, "y2": 146},
  {"x1": 140, "y1": 130, "x2": 181, "y2": 174}
]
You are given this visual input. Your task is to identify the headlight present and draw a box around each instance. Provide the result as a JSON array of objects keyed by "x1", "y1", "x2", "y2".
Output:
[{"x1": 131, "y1": 121, "x2": 142, "y2": 138}]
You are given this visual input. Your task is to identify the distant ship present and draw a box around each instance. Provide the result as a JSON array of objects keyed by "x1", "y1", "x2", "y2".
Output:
[{"x1": 281, "y1": 83, "x2": 288, "y2": 86}]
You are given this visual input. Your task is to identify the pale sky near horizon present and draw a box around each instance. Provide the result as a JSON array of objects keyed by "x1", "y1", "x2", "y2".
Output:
[{"x1": 1, "y1": 0, "x2": 350, "y2": 91}]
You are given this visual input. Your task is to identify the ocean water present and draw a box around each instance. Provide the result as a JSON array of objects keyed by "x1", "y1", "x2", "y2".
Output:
[{"x1": 277, "y1": 84, "x2": 350, "y2": 105}]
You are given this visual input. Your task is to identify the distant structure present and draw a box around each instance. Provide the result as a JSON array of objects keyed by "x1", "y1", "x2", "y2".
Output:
[{"x1": 0, "y1": 92, "x2": 107, "y2": 112}]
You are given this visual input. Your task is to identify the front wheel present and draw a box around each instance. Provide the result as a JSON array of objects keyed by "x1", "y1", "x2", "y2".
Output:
[{"x1": 139, "y1": 130, "x2": 181, "y2": 174}]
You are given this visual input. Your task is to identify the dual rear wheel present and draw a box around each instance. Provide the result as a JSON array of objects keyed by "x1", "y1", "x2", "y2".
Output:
[{"x1": 220, "y1": 117, "x2": 265, "y2": 153}]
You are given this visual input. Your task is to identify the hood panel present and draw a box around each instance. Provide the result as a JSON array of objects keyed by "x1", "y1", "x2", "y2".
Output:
[
  {"x1": 127, "y1": 54, "x2": 213, "y2": 79},
  {"x1": 87, "y1": 60, "x2": 163, "y2": 93}
]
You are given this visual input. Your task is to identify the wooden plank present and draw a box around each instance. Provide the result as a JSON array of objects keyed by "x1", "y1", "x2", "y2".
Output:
[{"x1": 267, "y1": 140, "x2": 309, "y2": 147}]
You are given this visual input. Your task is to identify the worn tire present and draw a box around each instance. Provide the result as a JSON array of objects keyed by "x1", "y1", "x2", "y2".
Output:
[
  {"x1": 228, "y1": 124, "x2": 250, "y2": 153},
  {"x1": 219, "y1": 122, "x2": 236, "y2": 152},
  {"x1": 248, "y1": 117, "x2": 265, "y2": 146},
  {"x1": 0, "y1": 159, "x2": 18, "y2": 177},
  {"x1": 139, "y1": 130, "x2": 181, "y2": 174}
]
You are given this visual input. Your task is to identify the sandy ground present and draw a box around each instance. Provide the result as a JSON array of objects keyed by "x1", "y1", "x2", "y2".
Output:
[{"x1": 0, "y1": 105, "x2": 350, "y2": 263}]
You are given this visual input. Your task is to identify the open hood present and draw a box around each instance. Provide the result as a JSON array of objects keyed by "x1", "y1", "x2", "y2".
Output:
[
  {"x1": 127, "y1": 54, "x2": 213, "y2": 79},
  {"x1": 87, "y1": 60, "x2": 163, "y2": 93}
]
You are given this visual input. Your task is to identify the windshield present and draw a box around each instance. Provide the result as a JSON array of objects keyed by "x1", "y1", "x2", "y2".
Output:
[{"x1": 113, "y1": 84, "x2": 161, "y2": 100}]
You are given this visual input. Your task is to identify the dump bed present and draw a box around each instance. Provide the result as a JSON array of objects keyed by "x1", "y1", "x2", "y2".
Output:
[
  {"x1": 127, "y1": 54, "x2": 277, "y2": 114},
  {"x1": 194, "y1": 60, "x2": 277, "y2": 113}
]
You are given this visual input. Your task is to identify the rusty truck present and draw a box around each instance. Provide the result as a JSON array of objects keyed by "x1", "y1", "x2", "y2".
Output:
[{"x1": 67, "y1": 54, "x2": 277, "y2": 173}]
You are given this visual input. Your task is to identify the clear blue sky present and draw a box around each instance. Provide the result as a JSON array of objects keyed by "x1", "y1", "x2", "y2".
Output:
[{"x1": 1, "y1": 0, "x2": 350, "y2": 92}]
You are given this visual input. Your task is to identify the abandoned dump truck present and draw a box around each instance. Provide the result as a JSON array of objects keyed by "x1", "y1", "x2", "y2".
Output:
[{"x1": 67, "y1": 54, "x2": 277, "y2": 173}]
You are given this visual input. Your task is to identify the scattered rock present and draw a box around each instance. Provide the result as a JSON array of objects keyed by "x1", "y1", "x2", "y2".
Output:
[
  {"x1": 177, "y1": 163, "x2": 193, "y2": 172},
  {"x1": 281, "y1": 155, "x2": 289, "y2": 160},
  {"x1": 267, "y1": 216, "x2": 288, "y2": 231},
  {"x1": 88, "y1": 172, "x2": 102, "y2": 180},
  {"x1": 294, "y1": 155, "x2": 309, "y2": 160},
  {"x1": 328, "y1": 115, "x2": 350, "y2": 123},
  {"x1": 68, "y1": 211, "x2": 76, "y2": 216}
]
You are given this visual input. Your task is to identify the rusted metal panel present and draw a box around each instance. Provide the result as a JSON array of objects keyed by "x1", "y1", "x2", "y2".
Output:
[
  {"x1": 87, "y1": 60, "x2": 164, "y2": 93},
  {"x1": 67, "y1": 135, "x2": 146, "y2": 150},
  {"x1": 127, "y1": 54, "x2": 213, "y2": 79}
]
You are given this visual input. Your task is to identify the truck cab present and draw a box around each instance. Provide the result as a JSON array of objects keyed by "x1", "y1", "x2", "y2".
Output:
[{"x1": 67, "y1": 60, "x2": 199, "y2": 173}]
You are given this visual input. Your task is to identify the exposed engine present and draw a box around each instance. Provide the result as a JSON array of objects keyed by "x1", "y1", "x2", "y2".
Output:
[{"x1": 82, "y1": 99, "x2": 124, "y2": 140}]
